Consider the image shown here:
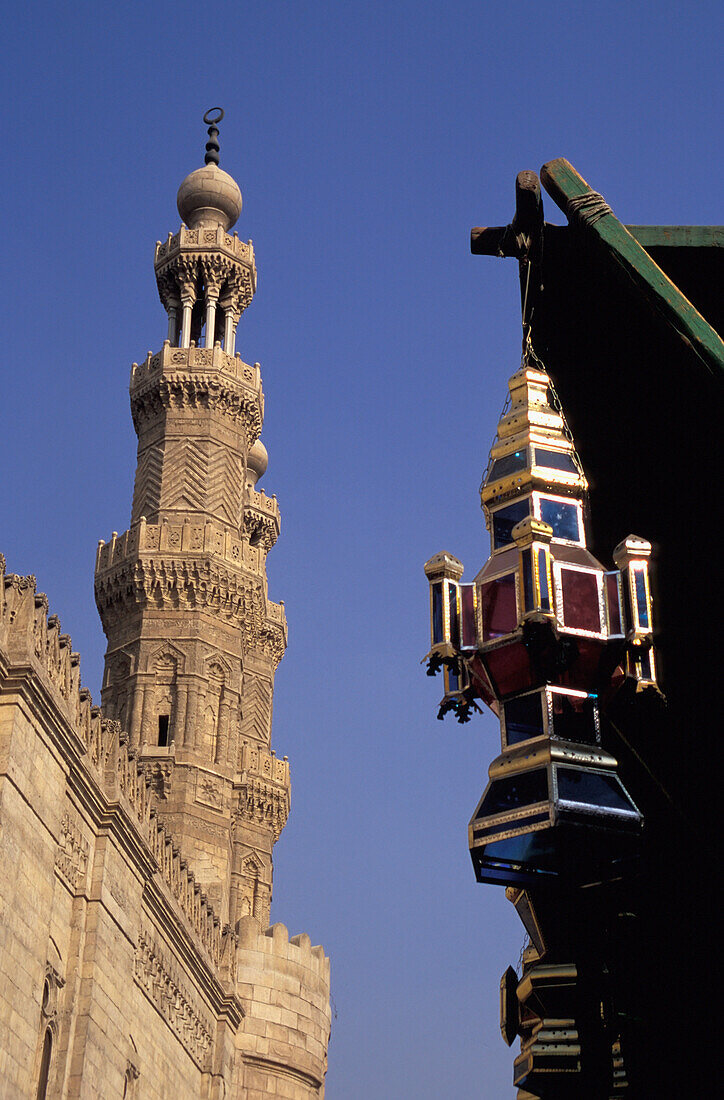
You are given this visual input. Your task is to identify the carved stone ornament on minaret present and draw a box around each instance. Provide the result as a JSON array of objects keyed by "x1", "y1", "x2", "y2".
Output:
[{"x1": 94, "y1": 111, "x2": 289, "y2": 926}]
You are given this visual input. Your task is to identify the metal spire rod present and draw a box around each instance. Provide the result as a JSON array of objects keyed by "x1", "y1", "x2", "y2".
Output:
[{"x1": 203, "y1": 107, "x2": 224, "y2": 165}]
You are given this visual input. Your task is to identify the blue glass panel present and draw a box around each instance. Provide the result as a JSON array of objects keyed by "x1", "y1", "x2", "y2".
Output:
[
  {"x1": 533, "y1": 448, "x2": 578, "y2": 474},
  {"x1": 488, "y1": 450, "x2": 528, "y2": 482},
  {"x1": 476, "y1": 770, "x2": 548, "y2": 817},
  {"x1": 504, "y1": 693, "x2": 545, "y2": 745},
  {"x1": 556, "y1": 768, "x2": 636, "y2": 813},
  {"x1": 431, "y1": 583, "x2": 443, "y2": 643},
  {"x1": 551, "y1": 693, "x2": 598, "y2": 744},
  {"x1": 521, "y1": 549, "x2": 534, "y2": 611},
  {"x1": 492, "y1": 499, "x2": 531, "y2": 549},
  {"x1": 539, "y1": 497, "x2": 580, "y2": 542},
  {"x1": 537, "y1": 549, "x2": 551, "y2": 611},
  {"x1": 633, "y1": 569, "x2": 650, "y2": 628},
  {"x1": 446, "y1": 667, "x2": 459, "y2": 693}
]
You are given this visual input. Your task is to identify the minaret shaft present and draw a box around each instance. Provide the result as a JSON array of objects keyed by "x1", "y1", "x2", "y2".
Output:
[{"x1": 95, "y1": 151, "x2": 288, "y2": 927}]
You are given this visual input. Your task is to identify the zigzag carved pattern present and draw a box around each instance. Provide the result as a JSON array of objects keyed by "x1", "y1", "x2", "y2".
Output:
[
  {"x1": 131, "y1": 444, "x2": 164, "y2": 523},
  {"x1": 161, "y1": 439, "x2": 207, "y2": 512},
  {"x1": 239, "y1": 675, "x2": 272, "y2": 747},
  {"x1": 207, "y1": 445, "x2": 243, "y2": 526}
]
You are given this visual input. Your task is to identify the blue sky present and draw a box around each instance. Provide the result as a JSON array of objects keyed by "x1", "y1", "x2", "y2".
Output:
[{"x1": 1, "y1": 2, "x2": 720, "y2": 1095}]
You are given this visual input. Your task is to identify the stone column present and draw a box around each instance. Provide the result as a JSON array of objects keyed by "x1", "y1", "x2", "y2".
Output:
[
  {"x1": 223, "y1": 307, "x2": 234, "y2": 351},
  {"x1": 180, "y1": 293, "x2": 194, "y2": 348},
  {"x1": 205, "y1": 291, "x2": 219, "y2": 349},
  {"x1": 226, "y1": 696, "x2": 239, "y2": 767},
  {"x1": 174, "y1": 682, "x2": 188, "y2": 746},
  {"x1": 186, "y1": 681, "x2": 200, "y2": 750},
  {"x1": 140, "y1": 684, "x2": 155, "y2": 747},
  {"x1": 167, "y1": 298, "x2": 180, "y2": 345},
  {"x1": 216, "y1": 691, "x2": 230, "y2": 764},
  {"x1": 129, "y1": 680, "x2": 144, "y2": 749}
]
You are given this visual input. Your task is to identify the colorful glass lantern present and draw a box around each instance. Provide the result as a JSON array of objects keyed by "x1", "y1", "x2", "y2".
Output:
[{"x1": 423, "y1": 359, "x2": 657, "y2": 888}]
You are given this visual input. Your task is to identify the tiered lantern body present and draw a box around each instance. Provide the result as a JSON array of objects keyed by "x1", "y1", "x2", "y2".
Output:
[{"x1": 424, "y1": 365, "x2": 657, "y2": 888}]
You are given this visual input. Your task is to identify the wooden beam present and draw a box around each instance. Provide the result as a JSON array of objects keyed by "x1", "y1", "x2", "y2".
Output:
[
  {"x1": 540, "y1": 158, "x2": 724, "y2": 378},
  {"x1": 470, "y1": 225, "x2": 515, "y2": 256},
  {"x1": 626, "y1": 225, "x2": 724, "y2": 249}
]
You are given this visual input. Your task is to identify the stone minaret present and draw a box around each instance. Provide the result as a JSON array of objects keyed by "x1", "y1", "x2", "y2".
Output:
[{"x1": 95, "y1": 115, "x2": 290, "y2": 926}]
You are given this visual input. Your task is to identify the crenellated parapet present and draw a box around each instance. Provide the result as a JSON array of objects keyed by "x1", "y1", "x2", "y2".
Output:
[
  {"x1": 0, "y1": 557, "x2": 237, "y2": 979},
  {"x1": 235, "y1": 918, "x2": 331, "y2": 1098}
]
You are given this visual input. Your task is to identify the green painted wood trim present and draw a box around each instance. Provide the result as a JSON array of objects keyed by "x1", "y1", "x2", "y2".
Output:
[
  {"x1": 627, "y1": 225, "x2": 724, "y2": 249},
  {"x1": 540, "y1": 158, "x2": 724, "y2": 378}
]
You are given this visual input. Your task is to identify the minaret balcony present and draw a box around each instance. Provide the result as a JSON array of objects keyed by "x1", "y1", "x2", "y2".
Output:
[
  {"x1": 155, "y1": 224, "x2": 255, "y2": 268},
  {"x1": 95, "y1": 517, "x2": 267, "y2": 576},
  {"x1": 243, "y1": 488, "x2": 281, "y2": 550},
  {"x1": 129, "y1": 344, "x2": 264, "y2": 441},
  {"x1": 155, "y1": 224, "x2": 256, "y2": 281},
  {"x1": 131, "y1": 343, "x2": 262, "y2": 396}
]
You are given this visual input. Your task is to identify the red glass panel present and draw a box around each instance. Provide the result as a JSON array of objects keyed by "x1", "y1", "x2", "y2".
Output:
[
  {"x1": 560, "y1": 568, "x2": 601, "y2": 633},
  {"x1": 484, "y1": 642, "x2": 535, "y2": 698},
  {"x1": 480, "y1": 574, "x2": 517, "y2": 641},
  {"x1": 468, "y1": 655, "x2": 498, "y2": 712},
  {"x1": 557, "y1": 637, "x2": 606, "y2": 693},
  {"x1": 605, "y1": 572, "x2": 623, "y2": 635},
  {"x1": 460, "y1": 584, "x2": 477, "y2": 648}
]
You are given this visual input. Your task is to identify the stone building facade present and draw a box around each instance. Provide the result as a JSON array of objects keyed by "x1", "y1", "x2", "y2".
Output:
[{"x1": 0, "y1": 126, "x2": 331, "y2": 1098}]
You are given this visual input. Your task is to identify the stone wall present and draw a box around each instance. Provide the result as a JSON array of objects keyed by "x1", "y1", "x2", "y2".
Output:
[{"x1": 0, "y1": 554, "x2": 329, "y2": 1098}]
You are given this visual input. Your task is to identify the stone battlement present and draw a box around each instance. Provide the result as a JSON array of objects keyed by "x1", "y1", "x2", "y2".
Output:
[{"x1": 236, "y1": 917, "x2": 332, "y2": 1098}]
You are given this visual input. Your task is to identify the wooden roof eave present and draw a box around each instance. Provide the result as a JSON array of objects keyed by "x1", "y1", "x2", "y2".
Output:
[{"x1": 539, "y1": 158, "x2": 724, "y2": 381}]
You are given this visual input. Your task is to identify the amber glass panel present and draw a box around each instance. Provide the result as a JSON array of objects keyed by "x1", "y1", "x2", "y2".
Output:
[
  {"x1": 481, "y1": 574, "x2": 517, "y2": 640},
  {"x1": 560, "y1": 568, "x2": 601, "y2": 633},
  {"x1": 447, "y1": 582, "x2": 459, "y2": 644},
  {"x1": 537, "y1": 549, "x2": 551, "y2": 612}
]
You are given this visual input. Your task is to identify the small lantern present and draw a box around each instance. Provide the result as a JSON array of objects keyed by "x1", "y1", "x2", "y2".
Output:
[
  {"x1": 423, "y1": 551, "x2": 464, "y2": 658},
  {"x1": 512, "y1": 516, "x2": 555, "y2": 619},
  {"x1": 613, "y1": 536, "x2": 657, "y2": 687}
]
